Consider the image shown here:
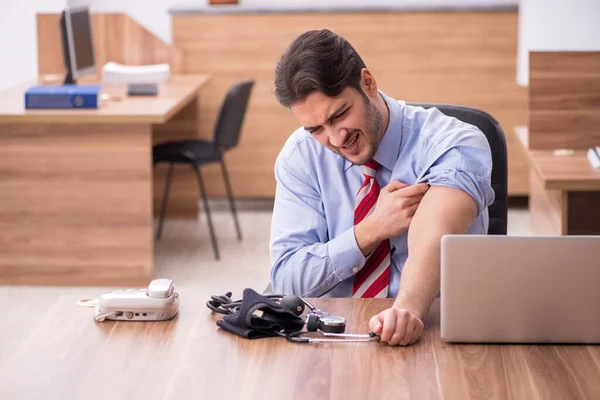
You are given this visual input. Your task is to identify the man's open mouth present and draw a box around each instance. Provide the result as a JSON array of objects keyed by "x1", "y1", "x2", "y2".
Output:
[{"x1": 343, "y1": 132, "x2": 359, "y2": 149}]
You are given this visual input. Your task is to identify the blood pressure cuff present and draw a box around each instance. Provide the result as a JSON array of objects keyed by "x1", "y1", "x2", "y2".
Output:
[{"x1": 216, "y1": 288, "x2": 305, "y2": 339}]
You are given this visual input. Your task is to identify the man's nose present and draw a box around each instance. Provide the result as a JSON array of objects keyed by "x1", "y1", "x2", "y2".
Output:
[{"x1": 329, "y1": 128, "x2": 348, "y2": 148}]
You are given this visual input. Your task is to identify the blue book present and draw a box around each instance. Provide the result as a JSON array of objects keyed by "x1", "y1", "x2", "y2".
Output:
[{"x1": 25, "y1": 84, "x2": 102, "y2": 109}]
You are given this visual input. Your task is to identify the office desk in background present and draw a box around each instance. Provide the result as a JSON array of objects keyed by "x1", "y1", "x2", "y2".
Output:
[
  {"x1": 518, "y1": 52, "x2": 600, "y2": 235},
  {"x1": 0, "y1": 297, "x2": 598, "y2": 399},
  {"x1": 515, "y1": 126, "x2": 600, "y2": 235},
  {"x1": 0, "y1": 75, "x2": 210, "y2": 286}
]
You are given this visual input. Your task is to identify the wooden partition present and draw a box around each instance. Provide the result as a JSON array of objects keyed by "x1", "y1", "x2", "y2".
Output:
[
  {"x1": 523, "y1": 51, "x2": 600, "y2": 235},
  {"x1": 37, "y1": 13, "x2": 182, "y2": 76},
  {"x1": 173, "y1": 11, "x2": 529, "y2": 197},
  {"x1": 529, "y1": 52, "x2": 600, "y2": 150},
  {"x1": 37, "y1": 13, "x2": 206, "y2": 218}
]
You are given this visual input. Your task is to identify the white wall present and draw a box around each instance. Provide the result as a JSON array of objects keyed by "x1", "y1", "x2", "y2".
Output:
[
  {"x1": 517, "y1": 0, "x2": 600, "y2": 86},
  {"x1": 0, "y1": 0, "x2": 172, "y2": 92},
  {"x1": 0, "y1": 0, "x2": 67, "y2": 92}
]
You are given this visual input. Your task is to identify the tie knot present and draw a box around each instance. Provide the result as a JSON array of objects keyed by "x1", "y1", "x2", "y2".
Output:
[{"x1": 360, "y1": 160, "x2": 379, "y2": 178}]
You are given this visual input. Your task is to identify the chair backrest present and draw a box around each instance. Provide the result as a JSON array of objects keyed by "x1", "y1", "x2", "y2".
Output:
[
  {"x1": 408, "y1": 103, "x2": 508, "y2": 235},
  {"x1": 214, "y1": 79, "x2": 255, "y2": 151}
]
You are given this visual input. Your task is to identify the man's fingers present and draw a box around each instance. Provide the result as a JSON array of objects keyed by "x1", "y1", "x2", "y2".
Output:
[
  {"x1": 404, "y1": 202, "x2": 420, "y2": 217},
  {"x1": 400, "y1": 318, "x2": 418, "y2": 346},
  {"x1": 373, "y1": 309, "x2": 424, "y2": 346},
  {"x1": 399, "y1": 194, "x2": 425, "y2": 208},
  {"x1": 369, "y1": 314, "x2": 383, "y2": 335},
  {"x1": 380, "y1": 310, "x2": 397, "y2": 343},
  {"x1": 385, "y1": 180, "x2": 408, "y2": 192},
  {"x1": 395, "y1": 183, "x2": 430, "y2": 198},
  {"x1": 389, "y1": 312, "x2": 409, "y2": 346}
]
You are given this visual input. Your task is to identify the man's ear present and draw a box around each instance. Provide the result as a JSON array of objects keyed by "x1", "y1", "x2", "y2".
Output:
[{"x1": 360, "y1": 69, "x2": 378, "y2": 97}]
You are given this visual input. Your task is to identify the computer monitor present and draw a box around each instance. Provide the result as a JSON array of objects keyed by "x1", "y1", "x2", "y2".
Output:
[{"x1": 60, "y1": 6, "x2": 96, "y2": 85}]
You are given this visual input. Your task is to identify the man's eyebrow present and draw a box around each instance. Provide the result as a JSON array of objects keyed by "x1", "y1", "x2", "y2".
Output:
[{"x1": 303, "y1": 103, "x2": 348, "y2": 132}]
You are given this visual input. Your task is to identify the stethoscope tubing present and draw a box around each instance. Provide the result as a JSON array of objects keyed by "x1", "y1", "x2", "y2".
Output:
[{"x1": 286, "y1": 331, "x2": 381, "y2": 343}]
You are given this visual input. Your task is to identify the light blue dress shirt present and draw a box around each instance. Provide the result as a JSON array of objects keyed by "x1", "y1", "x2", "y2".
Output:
[{"x1": 270, "y1": 92, "x2": 495, "y2": 298}]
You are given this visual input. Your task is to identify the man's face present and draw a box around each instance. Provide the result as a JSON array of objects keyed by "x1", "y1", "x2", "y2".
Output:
[{"x1": 290, "y1": 87, "x2": 384, "y2": 166}]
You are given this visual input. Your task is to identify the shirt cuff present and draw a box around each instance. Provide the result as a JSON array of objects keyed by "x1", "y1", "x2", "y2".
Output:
[{"x1": 328, "y1": 226, "x2": 367, "y2": 280}]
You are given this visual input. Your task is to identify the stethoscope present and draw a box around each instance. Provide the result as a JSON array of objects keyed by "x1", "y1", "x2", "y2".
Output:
[
  {"x1": 285, "y1": 330, "x2": 381, "y2": 343},
  {"x1": 207, "y1": 292, "x2": 380, "y2": 344}
]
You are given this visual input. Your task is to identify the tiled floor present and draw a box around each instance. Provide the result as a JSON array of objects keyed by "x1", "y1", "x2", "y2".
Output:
[{"x1": 154, "y1": 210, "x2": 275, "y2": 295}]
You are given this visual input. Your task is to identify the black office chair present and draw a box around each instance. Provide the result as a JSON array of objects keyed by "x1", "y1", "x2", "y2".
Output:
[
  {"x1": 153, "y1": 79, "x2": 255, "y2": 259},
  {"x1": 409, "y1": 103, "x2": 508, "y2": 235}
]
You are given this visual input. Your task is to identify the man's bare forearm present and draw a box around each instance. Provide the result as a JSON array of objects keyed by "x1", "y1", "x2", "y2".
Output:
[
  {"x1": 393, "y1": 186, "x2": 477, "y2": 318},
  {"x1": 393, "y1": 251, "x2": 440, "y2": 320}
]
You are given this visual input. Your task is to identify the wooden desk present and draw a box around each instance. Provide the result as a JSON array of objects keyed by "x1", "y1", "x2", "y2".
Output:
[
  {"x1": 0, "y1": 75, "x2": 209, "y2": 286},
  {"x1": 515, "y1": 127, "x2": 600, "y2": 235},
  {"x1": 1, "y1": 296, "x2": 598, "y2": 399}
]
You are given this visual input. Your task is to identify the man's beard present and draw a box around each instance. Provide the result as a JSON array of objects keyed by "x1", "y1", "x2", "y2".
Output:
[{"x1": 355, "y1": 97, "x2": 384, "y2": 165}]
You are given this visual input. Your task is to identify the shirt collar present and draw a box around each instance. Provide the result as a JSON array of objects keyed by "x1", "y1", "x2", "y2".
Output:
[{"x1": 344, "y1": 91, "x2": 404, "y2": 172}]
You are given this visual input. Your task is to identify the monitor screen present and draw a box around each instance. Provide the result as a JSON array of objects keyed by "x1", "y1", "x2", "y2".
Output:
[{"x1": 70, "y1": 9, "x2": 95, "y2": 71}]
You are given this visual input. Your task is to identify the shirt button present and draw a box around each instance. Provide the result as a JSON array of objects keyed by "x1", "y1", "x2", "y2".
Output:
[{"x1": 353, "y1": 267, "x2": 359, "y2": 274}]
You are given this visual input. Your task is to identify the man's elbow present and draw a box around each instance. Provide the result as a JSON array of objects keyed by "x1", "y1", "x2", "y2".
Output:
[
  {"x1": 269, "y1": 262, "x2": 286, "y2": 294},
  {"x1": 269, "y1": 250, "x2": 286, "y2": 292},
  {"x1": 269, "y1": 250, "x2": 298, "y2": 295}
]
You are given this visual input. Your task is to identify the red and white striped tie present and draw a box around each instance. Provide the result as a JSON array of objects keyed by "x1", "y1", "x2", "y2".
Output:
[{"x1": 352, "y1": 160, "x2": 391, "y2": 298}]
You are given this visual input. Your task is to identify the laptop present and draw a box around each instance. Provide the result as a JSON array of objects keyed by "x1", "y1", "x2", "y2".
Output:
[{"x1": 440, "y1": 235, "x2": 600, "y2": 343}]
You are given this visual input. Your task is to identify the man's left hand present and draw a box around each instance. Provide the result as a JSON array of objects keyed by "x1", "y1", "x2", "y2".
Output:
[{"x1": 368, "y1": 307, "x2": 424, "y2": 346}]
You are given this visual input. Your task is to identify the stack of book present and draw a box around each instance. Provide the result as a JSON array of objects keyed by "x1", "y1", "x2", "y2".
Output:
[{"x1": 587, "y1": 147, "x2": 600, "y2": 169}]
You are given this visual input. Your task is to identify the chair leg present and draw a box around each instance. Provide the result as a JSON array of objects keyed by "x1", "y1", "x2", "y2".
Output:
[
  {"x1": 220, "y1": 158, "x2": 242, "y2": 241},
  {"x1": 156, "y1": 163, "x2": 174, "y2": 240},
  {"x1": 192, "y1": 163, "x2": 220, "y2": 260}
]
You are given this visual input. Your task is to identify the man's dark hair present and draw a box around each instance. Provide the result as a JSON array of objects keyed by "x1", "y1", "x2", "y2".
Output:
[{"x1": 274, "y1": 29, "x2": 367, "y2": 108}]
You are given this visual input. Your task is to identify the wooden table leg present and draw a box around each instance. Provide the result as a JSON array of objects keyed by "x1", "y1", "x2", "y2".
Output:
[
  {"x1": 0, "y1": 123, "x2": 153, "y2": 286},
  {"x1": 530, "y1": 171, "x2": 600, "y2": 236}
]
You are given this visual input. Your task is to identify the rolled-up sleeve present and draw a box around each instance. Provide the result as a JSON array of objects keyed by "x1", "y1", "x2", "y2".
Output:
[
  {"x1": 417, "y1": 128, "x2": 495, "y2": 217},
  {"x1": 270, "y1": 153, "x2": 365, "y2": 297}
]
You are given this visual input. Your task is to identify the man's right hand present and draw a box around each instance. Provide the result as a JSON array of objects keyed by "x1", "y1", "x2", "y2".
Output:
[
  {"x1": 371, "y1": 180, "x2": 429, "y2": 238},
  {"x1": 355, "y1": 180, "x2": 429, "y2": 255}
]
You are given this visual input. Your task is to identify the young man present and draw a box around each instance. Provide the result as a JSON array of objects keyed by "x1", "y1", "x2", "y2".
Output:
[{"x1": 270, "y1": 29, "x2": 494, "y2": 346}]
